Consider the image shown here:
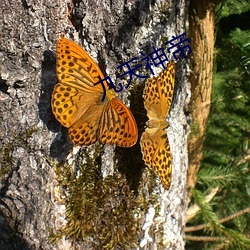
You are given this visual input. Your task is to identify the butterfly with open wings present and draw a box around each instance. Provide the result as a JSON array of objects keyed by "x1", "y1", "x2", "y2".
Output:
[
  {"x1": 140, "y1": 61, "x2": 175, "y2": 190},
  {"x1": 51, "y1": 38, "x2": 138, "y2": 147}
]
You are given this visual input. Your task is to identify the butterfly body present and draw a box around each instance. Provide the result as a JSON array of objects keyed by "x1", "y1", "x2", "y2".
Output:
[
  {"x1": 140, "y1": 61, "x2": 175, "y2": 190},
  {"x1": 147, "y1": 117, "x2": 169, "y2": 130},
  {"x1": 52, "y1": 38, "x2": 138, "y2": 147}
]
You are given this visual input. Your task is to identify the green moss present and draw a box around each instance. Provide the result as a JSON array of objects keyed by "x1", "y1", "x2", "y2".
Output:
[
  {"x1": 189, "y1": 120, "x2": 202, "y2": 138},
  {"x1": 0, "y1": 144, "x2": 13, "y2": 178},
  {"x1": 25, "y1": 126, "x2": 38, "y2": 138},
  {"x1": 51, "y1": 151, "x2": 156, "y2": 248},
  {"x1": 0, "y1": 127, "x2": 37, "y2": 183},
  {"x1": 160, "y1": 1, "x2": 171, "y2": 16},
  {"x1": 0, "y1": 126, "x2": 38, "y2": 178}
]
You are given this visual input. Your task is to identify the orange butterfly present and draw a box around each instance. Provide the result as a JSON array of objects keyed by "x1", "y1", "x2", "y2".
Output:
[
  {"x1": 51, "y1": 38, "x2": 138, "y2": 147},
  {"x1": 140, "y1": 61, "x2": 175, "y2": 189}
]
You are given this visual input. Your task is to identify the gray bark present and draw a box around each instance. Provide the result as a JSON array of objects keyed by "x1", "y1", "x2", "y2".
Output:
[{"x1": 0, "y1": 0, "x2": 189, "y2": 249}]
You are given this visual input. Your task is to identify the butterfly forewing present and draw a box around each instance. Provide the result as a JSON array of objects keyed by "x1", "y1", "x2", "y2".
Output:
[
  {"x1": 143, "y1": 60, "x2": 175, "y2": 119},
  {"x1": 52, "y1": 83, "x2": 79, "y2": 127},
  {"x1": 56, "y1": 38, "x2": 107, "y2": 92}
]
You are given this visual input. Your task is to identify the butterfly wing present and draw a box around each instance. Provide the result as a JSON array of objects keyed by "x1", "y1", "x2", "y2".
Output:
[
  {"x1": 68, "y1": 100, "x2": 106, "y2": 145},
  {"x1": 52, "y1": 38, "x2": 107, "y2": 128},
  {"x1": 140, "y1": 128, "x2": 172, "y2": 190},
  {"x1": 140, "y1": 61, "x2": 175, "y2": 189},
  {"x1": 98, "y1": 98, "x2": 138, "y2": 147},
  {"x1": 56, "y1": 38, "x2": 107, "y2": 92},
  {"x1": 52, "y1": 38, "x2": 138, "y2": 147},
  {"x1": 143, "y1": 60, "x2": 175, "y2": 120}
]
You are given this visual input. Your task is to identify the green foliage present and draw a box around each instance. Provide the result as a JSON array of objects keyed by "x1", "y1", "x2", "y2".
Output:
[
  {"x1": 192, "y1": 189, "x2": 224, "y2": 233},
  {"x1": 219, "y1": 0, "x2": 250, "y2": 17},
  {"x1": 187, "y1": 2, "x2": 250, "y2": 249},
  {"x1": 197, "y1": 165, "x2": 239, "y2": 188}
]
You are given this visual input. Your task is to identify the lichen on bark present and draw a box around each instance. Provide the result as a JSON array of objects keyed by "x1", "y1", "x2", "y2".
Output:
[{"x1": 0, "y1": 1, "x2": 189, "y2": 249}]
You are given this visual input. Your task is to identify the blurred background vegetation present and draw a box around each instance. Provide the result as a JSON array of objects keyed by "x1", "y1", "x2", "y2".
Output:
[{"x1": 186, "y1": 0, "x2": 250, "y2": 249}]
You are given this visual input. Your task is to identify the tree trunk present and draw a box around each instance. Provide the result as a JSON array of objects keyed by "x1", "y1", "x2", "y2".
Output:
[
  {"x1": 187, "y1": 0, "x2": 220, "y2": 204},
  {"x1": 0, "y1": 1, "x2": 189, "y2": 249}
]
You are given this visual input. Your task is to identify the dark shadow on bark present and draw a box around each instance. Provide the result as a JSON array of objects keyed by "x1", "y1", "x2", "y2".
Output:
[
  {"x1": 39, "y1": 50, "x2": 73, "y2": 161},
  {"x1": 0, "y1": 210, "x2": 32, "y2": 250},
  {"x1": 116, "y1": 81, "x2": 147, "y2": 191},
  {"x1": 0, "y1": 162, "x2": 33, "y2": 250},
  {"x1": 108, "y1": 1, "x2": 157, "y2": 192},
  {"x1": 0, "y1": 77, "x2": 8, "y2": 94},
  {"x1": 69, "y1": 0, "x2": 85, "y2": 32},
  {"x1": 39, "y1": 50, "x2": 57, "y2": 132},
  {"x1": 49, "y1": 129, "x2": 73, "y2": 161}
]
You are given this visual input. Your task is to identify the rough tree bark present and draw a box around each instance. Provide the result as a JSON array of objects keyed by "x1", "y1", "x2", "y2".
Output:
[
  {"x1": 0, "y1": 1, "x2": 189, "y2": 249},
  {"x1": 187, "y1": 0, "x2": 220, "y2": 204}
]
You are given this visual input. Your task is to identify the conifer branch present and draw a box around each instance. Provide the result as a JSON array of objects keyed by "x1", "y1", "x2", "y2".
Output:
[
  {"x1": 236, "y1": 149, "x2": 250, "y2": 168},
  {"x1": 185, "y1": 235, "x2": 227, "y2": 242},
  {"x1": 186, "y1": 206, "x2": 250, "y2": 232},
  {"x1": 186, "y1": 187, "x2": 219, "y2": 222}
]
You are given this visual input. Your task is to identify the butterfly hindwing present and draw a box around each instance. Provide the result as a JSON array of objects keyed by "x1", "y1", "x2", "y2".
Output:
[
  {"x1": 141, "y1": 128, "x2": 172, "y2": 189},
  {"x1": 67, "y1": 99, "x2": 106, "y2": 145},
  {"x1": 98, "y1": 98, "x2": 138, "y2": 147}
]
